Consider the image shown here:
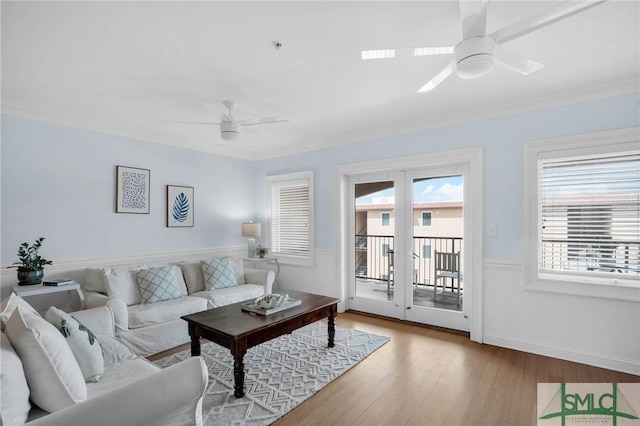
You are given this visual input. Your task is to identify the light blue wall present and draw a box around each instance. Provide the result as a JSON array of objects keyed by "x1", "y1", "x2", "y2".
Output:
[
  {"x1": 2, "y1": 93, "x2": 639, "y2": 265},
  {"x1": 1, "y1": 116, "x2": 257, "y2": 264},
  {"x1": 256, "y1": 93, "x2": 640, "y2": 260}
]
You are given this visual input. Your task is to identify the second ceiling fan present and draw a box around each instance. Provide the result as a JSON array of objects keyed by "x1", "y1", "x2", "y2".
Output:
[
  {"x1": 172, "y1": 100, "x2": 289, "y2": 141},
  {"x1": 362, "y1": 0, "x2": 607, "y2": 93}
]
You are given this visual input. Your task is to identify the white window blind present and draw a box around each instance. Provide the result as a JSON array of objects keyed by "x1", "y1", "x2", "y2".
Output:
[
  {"x1": 270, "y1": 177, "x2": 311, "y2": 259},
  {"x1": 538, "y1": 151, "x2": 640, "y2": 280}
]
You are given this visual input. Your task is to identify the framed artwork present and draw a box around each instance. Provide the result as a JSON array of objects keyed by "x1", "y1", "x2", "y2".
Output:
[
  {"x1": 116, "y1": 166, "x2": 150, "y2": 214},
  {"x1": 167, "y1": 185, "x2": 194, "y2": 227}
]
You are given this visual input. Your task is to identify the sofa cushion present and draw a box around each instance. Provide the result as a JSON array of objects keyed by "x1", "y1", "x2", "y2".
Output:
[
  {"x1": 99, "y1": 336, "x2": 138, "y2": 367},
  {"x1": 83, "y1": 267, "x2": 107, "y2": 293},
  {"x1": 86, "y1": 358, "x2": 159, "y2": 401},
  {"x1": 136, "y1": 266, "x2": 182, "y2": 304},
  {"x1": 45, "y1": 307, "x2": 105, "y2": 383},
  {"x1": 0, "y1": 332, "x2": 31, "y2": 426},
  {"x1": 84, "y1": 264, "x2": 148, "y2": 295},
  {"x1": 1, "y1": 293, "x2": 40, "y2": 331},
  {"x1": 102, "y1": 266, "x2": 147, "y2": 306},
  {"x1": 201, "y1": 258, "x2": 238, "y2": 290},
  {"x1": 190, "y1": 284, "x2": 265, "y2": 308},
  {"x1": 178, "y1": 261, "x2": 206, "y2": 294},
  {"x1": 5, "y1": 307, "x2": 87, "y2": 413},
  {"x1": 170, "y1": 264, "x2": 189, "y2": 296},
  {"x1": 226, "y1": 256, "x2": 246, "y2": 285},
  {"x1": 128, "y1": 296, "x2": 207, "y2": 329}
]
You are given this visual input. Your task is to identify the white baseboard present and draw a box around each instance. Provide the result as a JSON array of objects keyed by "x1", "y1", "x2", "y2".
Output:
[{"x1": 484, "y1": 333, "x2": 640, "y2": 376}]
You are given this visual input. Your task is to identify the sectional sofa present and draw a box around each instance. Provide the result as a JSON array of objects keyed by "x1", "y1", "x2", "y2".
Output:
[
  {"x1": 81, "y1": 256, "x2": 275, "y2": 356},
  {"x1": 0, "y1": 295, "x2": 208, "y2": 425}
]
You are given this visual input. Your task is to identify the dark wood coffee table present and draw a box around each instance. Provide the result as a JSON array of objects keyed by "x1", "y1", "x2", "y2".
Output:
[{"x1": 181, "y1": 290, "x2": 340, "y2": 398}]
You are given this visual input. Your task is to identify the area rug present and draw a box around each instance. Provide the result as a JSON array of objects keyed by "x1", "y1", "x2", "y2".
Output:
[{"x1": 153, "y1": 321, "x2": 389, "y2": 425}]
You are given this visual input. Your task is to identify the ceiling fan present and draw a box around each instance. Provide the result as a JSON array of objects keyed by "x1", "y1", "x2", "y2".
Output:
[
  {"x1": 171, "y1": 100, "x2": 289, "y2": 141},
  {"x1": 361, "y1": 0, "x2": 608, "y2": 93}
]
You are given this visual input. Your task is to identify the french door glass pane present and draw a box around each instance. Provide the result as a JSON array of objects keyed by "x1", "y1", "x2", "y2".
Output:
[
  {"x1": 412, "y1": 176, "x2": 464, "y2": 312},
  {"x1": 355, "y1": 181, "x2": 395, "y2": 301}
]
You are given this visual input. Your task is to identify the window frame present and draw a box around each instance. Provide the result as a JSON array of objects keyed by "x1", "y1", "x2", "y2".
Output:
[
  {"x1": 381, "y1": 212, "x2": 391, "y2": 227},
  {"x1": 422, "y1": 211, "x2": 432, "y2": 227},
  {"x1": 266, "y1": 171, "x2": 314, "y2": 267},
  {"x1": 382, "y1": 243, "x2": 389, "y2": 258},
  {"x1": 524, "y1": 127, "x2": 639, "y2": 302},
  {"x1": 422, "y1": 244, "x2": 432, "y2": 259}
]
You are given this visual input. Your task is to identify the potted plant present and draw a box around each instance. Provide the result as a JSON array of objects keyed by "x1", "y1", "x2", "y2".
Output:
[
  {"x1": 14, "y1": 237, "x2": 52, "y2": 286},
  {"x1": 255, "y1": 245, "x2": 269, "y2": 259}
]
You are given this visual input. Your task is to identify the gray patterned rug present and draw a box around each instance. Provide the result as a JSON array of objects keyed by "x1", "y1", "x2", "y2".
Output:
[{"x1": 154, "y1": 321, "x2": 389, "y2": 425}]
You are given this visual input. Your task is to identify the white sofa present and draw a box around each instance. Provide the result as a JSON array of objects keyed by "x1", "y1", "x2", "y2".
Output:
[
  {"x1": 0, "y1": 295, "x2": 208, "y2": 426},
  {"x1": 81, "y1": 257, "x2": 275, "y2": 356}
]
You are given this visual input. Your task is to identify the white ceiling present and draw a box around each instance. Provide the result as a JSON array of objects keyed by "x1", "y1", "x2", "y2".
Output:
[{"x1": 2, "y1": 1, "x2": 639, "y2": 160}]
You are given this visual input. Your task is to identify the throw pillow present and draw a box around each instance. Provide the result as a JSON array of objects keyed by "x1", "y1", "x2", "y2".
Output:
[
  {"x1": 0, "y1": 293, "x2": 40, "y2": 331},
  {"x1": 178, "y1": 261, "x2": 205, "y2": 294},
  {"x1": 201, "y1": 258, "x2": 238, "y2": 290},
  {"x1": 226, "y1": 256, "x2": 246, "y2": 285},
  {"x1": 136, "y1": 266, "x2": 182, "y2": 304},
  {"x1": 45, "y1": 307, "x2": 105, "y2": 383},
  {"x1": 0, "y1": 333, "x2": 31, "y2": 426},
  {"x1": 101, "y1": 266, "x2": 146, "y2": 306},
  {"x1": 5, "y1": 307, "x2": 87, "y2": 413}
]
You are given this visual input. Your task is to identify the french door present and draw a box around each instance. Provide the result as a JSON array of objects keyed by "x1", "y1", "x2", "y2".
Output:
[{"x1": 348, "y1": 166, "x2": 470, "y2": 332}]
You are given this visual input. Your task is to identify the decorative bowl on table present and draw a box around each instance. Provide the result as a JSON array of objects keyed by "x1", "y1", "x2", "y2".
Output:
[{"x1": 255, "y1": 294, "x2": 289, "y2": 310}]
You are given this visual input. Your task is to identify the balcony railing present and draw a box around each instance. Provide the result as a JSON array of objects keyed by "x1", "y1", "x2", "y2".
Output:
[{"x1": 355, "y1": 234, "x2": 462, "y2": 285}]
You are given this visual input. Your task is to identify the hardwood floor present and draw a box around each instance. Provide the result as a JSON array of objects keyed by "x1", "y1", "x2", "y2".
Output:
[{"x1": 272, "y1": 311, "x2": 639, "y2": 426}]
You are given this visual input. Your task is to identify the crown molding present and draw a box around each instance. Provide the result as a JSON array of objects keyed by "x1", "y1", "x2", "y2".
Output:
[
  {"x1": 3, "y1": 76, "x2": 638, "y2": 162},
  {"x1": 256, "y1": 76, "x2": 640, "y2": 160},
  {"x1": 0, "y1": 98, "x2": 262, "y2": 161}
]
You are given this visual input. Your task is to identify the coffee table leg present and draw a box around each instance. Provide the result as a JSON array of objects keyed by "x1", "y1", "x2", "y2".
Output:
[
  {"x1": 233, "y1": 355, "x2": 245, "y2": 398},
  {"x1": 189, "y1": 324, "x2": 201, "y2": 356},
  {"x1": 232, "y1": 342, "x2": 248, "y2": 398},
  {"x1": 328, "y1": 305, "x2": 336, "y2": 348}
]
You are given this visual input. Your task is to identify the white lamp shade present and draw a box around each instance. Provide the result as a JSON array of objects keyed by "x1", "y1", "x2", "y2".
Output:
[{"x1": 241, "y1": 222, "x2": 261, "y2": 238}]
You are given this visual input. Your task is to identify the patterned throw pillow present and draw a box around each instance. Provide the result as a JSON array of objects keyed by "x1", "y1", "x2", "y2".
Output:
[
  {"x1": 45, "y1": 307, "x2": 104, "y2": 383},
  {"x1": 136, "y1": 266, "x2": 182, "y2": 304},
  {"x1": 201, "y1": 258, "x2": 238, "y2": 290}
]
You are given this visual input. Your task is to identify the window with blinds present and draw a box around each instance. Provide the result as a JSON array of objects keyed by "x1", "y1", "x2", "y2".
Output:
[
  {"x1": 267, "y1": 172, "x2": 313, "y2": 265},
  {"x1": 538, "y1": 151, "x2": 640, "y2": 281}
]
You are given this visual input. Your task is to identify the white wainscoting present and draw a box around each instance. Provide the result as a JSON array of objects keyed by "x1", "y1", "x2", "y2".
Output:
[
  {"x1": 274, "y1": 248, "x2": 345, "y2": 312},
  {"x1": 483, "y1": 260, "x2": 640, "y2": 375},
  {"x1": 1, "y1": 245, "x2": 246, "y2": 297}
]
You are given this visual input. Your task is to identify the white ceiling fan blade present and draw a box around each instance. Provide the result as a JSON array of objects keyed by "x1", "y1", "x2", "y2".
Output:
[
  {"x1": 494, "y1": 47, "x2": 544, "y2": 75},
  {"x1": 362, "y1": 46, "x2": 454, "y2": 60},
  {"x1": 489, "y1": 0, "x2": 608, "y2": 45},
  {"x1": 237, "y1": 116, "x2": 289, "y2": 127},
  {"x1": 166, "y1": 120, "x2": 221, "y2": 126},
  {"x1": 417, "y1": 61, "x2": 455, "y2": 93},
  {"x1": 459, "y1": 0, "x2": 488, "y2": 39},
  {"x1": 213, "y1": 102, "x2": 232, "y2": 122}
]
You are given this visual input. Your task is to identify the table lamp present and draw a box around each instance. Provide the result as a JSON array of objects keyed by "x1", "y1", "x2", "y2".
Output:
[{"x1": 241, "y1": 222, "x2": 261, "y2": 258}]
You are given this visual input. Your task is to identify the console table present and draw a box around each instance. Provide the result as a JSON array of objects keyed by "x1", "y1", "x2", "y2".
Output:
[{"x1": 12, "y1": 282, "x2": 85, "y2": 311}]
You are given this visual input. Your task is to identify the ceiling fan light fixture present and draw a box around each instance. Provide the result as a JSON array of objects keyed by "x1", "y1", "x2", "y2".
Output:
[
  {"x1": 454, "y1": 36, "x2": 496, "y2": 79},
  {"x1": 220, "y1": 121, "x2": 241, "y2": 141}
]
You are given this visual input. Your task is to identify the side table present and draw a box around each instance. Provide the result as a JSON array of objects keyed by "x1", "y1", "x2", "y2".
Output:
[
  {"x1": 242, "y1": 256, "x2": 280, "y2": 291},
  {"x1": 12, "y1": 282, "x2": 85, "y2": 311}
]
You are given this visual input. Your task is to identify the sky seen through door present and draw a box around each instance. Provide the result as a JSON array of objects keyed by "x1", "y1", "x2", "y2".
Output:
[{"x1": 356, "y1": 176, "x2": 463, "y2": 205}]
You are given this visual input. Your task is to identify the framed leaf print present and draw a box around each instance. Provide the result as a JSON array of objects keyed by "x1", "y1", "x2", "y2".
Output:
[
  {"x1": 167, "y1": 185, "x2": 194, "y2": 227},
  {"x1": 116, "y1": 166, "x2": 150, "y2": 214}
]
